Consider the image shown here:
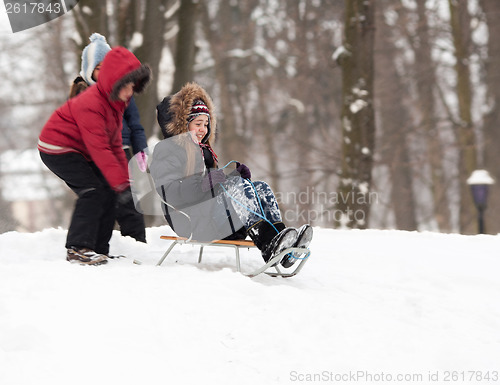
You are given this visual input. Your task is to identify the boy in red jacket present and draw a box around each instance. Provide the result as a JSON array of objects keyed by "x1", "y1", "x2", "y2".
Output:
[{"x1": 38, "y1": 47, "x2": 151, "y2": 265}]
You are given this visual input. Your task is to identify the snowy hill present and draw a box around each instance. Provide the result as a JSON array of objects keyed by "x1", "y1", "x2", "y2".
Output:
[{"x1": 1, "y1": 226, "x2": 499, "y2": 385}]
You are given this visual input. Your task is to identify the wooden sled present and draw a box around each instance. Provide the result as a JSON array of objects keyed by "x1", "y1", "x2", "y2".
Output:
[{"x1": 157, "y1": 235, "x2": 310, "y2": 278}]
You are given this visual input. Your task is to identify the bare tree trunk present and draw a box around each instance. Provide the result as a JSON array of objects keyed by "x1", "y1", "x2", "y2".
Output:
[
  {"x1": 337, "y1": 0, "x2": 376, "y2": 229},
  {"x1": 375, "y1": 1, "x2": 417, "y2": 231},
  {"x1": 171, "y1": 0, "x2": 199, "y2": 93},
  {"x1": 479, "y1": 0, "x2": 500, "y2": 234},
  {"x1": 256, "y1": 84, "x2": 280, "y2": 192},
  {"x1": 284, "y1": 1, "x2": 315, "y2": 225},
  {"x1": 116, "y1": 0, "x2": 143, "y2": 46},
  {"x1": 72, "y1": 0, "x2": 109, "y2": 49},
  {"x1": 414, "y1": 0, "x2": 452, "y2": 231},
  {"x1": 448, "y1": 0, "x2": 478, "y2": 234},
  {"x1": 133, "y1": 0, "x2": 170, "y2": 139},
  {"x1": 200, "y1": 3, "x2": 247, "y2": 164}
]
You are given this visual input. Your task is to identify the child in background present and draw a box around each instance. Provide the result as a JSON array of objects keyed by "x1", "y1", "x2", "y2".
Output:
[{"x1": 69, "y1": 33, "x2": 148, "y2": 243}]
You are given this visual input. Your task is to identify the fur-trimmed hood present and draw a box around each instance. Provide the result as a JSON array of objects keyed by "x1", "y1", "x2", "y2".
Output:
[
  {"x1": 38, "y1": 47, "x2": 151, "y2": 192},
  {"x1": 98, "y1": 47, "x2": 151, "y2": 108},
  {"x1": 157, "y1": 82, "x2": 217, "y2": 145}
]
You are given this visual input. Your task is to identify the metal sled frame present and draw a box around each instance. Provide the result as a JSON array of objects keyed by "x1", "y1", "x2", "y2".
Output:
[{"x1": 157, "y1": 235, "x2": 310, "y2": 278}]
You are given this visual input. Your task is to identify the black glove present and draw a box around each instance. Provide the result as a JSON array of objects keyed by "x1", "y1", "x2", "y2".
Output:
[
  {"x1": 117, "y1": 188, "x2": 133, "y2": 205},
  {"x1": 201, "y1": 169, "x2": 226, "y2": 192},
  {"x1": 236, "y1": 162, "x2": 251, "y2": 179}
]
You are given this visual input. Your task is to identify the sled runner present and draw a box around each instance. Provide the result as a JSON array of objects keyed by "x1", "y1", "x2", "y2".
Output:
[{"x1": 157, "y1": 235, "x2": 310, "y2": 278}]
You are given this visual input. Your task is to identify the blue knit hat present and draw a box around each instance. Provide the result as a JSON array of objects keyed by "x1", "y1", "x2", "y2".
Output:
[{"x1": 80, "y1": 33, "x2": 111, "y2": 85}]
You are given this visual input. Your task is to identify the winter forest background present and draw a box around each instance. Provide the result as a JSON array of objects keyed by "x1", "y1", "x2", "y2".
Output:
[{"x1": 0, "y1": 0, "x2": 499, "y2": 235}]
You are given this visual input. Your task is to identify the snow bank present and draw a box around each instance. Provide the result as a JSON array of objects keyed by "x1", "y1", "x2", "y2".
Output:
[{"x1": 0, "y1": 226, "x2": 499, "y2": 384}]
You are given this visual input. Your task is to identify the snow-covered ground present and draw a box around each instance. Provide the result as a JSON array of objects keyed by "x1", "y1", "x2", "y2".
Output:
[{"x1": 0, "y1": 226, "x2": 499, "y2": 385}]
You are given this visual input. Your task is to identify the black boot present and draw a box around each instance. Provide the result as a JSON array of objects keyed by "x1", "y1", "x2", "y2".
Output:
[
  {"x1": 223, "y1": 226, "x2": 247, "y2": 241},
  {"x1": 281, "y1": 224, "x2": 313, "y2": 268},
  {"x1": 247, "y1": 221, "x2": 298, "y2": 263}
]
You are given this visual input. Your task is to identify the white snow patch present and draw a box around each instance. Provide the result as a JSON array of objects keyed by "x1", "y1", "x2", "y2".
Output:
[
  {"x1": 129, "y1": 32, "x2": 143, "y2": 52},
  {"x1": 288, "y1": 98, "x2": 305, "y2": 114},
  {"x1": 353, "y1": 87, "x2": 369, "y2": 97},
  {"x1": 81, "y1": 6, "x2": 93, "y2": 15},
  {"x1": 343, "y1": 116, "x2": 352, "y2": 132},
  {"x1": 358, "y1": 181, "x2": 369, "y2": 194},
  {"x1": 0, "y1": 226, "x2": 499, "y2": 384},
  {"x1": 467, "y1": 170, "x2": 495, "y2": 185},
  {"x1": 254, "y1": 46, "x2": 280, "y2": 68},
  {"x1": 350, "y1": 99, "x2": 368, "y2": 114},
  {"x1": 332, "y1": 45, "x2": 347, "y2": 61}
]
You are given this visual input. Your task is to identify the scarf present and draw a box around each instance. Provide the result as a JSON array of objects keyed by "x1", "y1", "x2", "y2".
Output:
[{"x1": 199, "y1": 143, "x2": 218, "y2": 169}]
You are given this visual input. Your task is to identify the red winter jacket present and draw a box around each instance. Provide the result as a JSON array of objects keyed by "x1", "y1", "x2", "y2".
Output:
[{"x1": 38, "y1": 47, "x2": 151, "y2": 192}]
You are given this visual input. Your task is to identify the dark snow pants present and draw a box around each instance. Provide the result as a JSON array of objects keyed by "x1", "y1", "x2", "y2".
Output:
[
  {"x1": 223, "y1": 178, "x2": 282, "y2": 229},
  {"x1": 39, "y1": 151, "x2": 116, "y2": 254}
]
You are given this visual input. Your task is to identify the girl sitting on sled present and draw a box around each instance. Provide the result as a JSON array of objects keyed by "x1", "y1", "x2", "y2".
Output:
[{"x1": 150, "y1": 82, "x2": 312, "y2": 268}]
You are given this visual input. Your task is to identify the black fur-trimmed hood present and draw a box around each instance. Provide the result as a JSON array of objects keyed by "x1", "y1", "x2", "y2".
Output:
[
  {"x1": 97, "y1": 47, "x2": 151, "y2": 105},
  {"x1": 157, "y1": 82, "x2": 217, "y2": 145},
  {"x1": 110, "y1": 64, "x2": 151, "y2": 101}
]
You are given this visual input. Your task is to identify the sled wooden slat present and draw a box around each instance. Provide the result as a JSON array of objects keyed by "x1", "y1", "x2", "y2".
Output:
[
  {"x1": 157, "y1": 235, "x2": 310, "y2": 278},
  {"x1": 159, "y1": 235, "x2": 256, "y2": 248}
]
